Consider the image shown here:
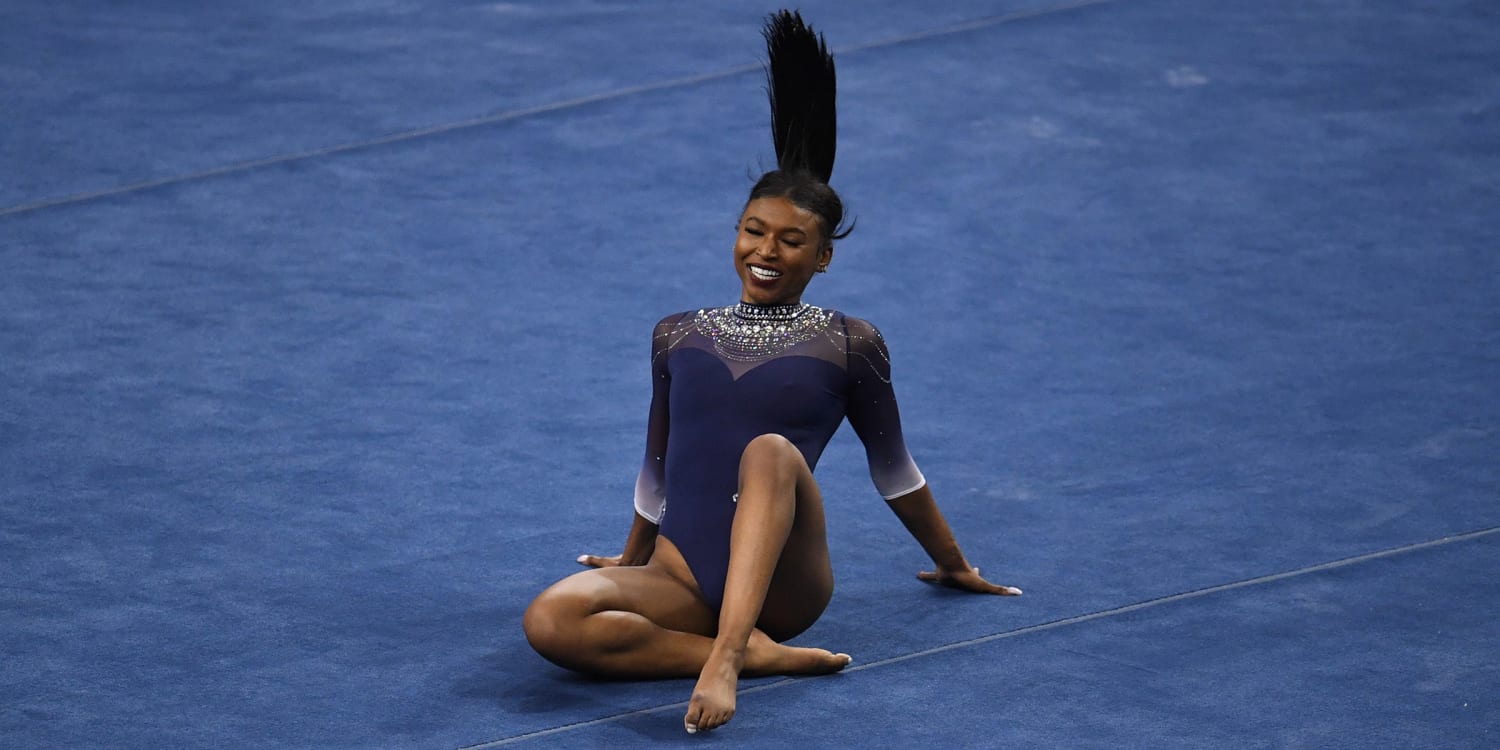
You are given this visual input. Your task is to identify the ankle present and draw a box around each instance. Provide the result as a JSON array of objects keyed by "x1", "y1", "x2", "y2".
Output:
[{"x1": 708, "y1": 639, "x2": 748, "y2": 667}]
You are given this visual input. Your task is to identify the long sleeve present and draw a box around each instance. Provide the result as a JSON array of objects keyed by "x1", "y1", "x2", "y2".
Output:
[
  {"x1": 842, "y1": 316, "x2": 927, "y2": 500},
  {"x1": 632, "y1": 313, "x2": 686, "y2": 522}
]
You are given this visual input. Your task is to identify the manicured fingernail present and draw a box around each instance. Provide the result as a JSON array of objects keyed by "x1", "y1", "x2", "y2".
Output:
[{"x1": 576, "y1": 555, "x2": 588, "y2": 564}]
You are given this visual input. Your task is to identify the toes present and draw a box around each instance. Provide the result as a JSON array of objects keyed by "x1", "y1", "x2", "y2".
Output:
[
  {"x1": 685, "y1": 701, "x2": 734, "y2": 734},
  {"x1": 685, "y1": 699, "x2": 736, "y2": 733},
  {"x1": 702, "y1": 709, "x2": 732, "y2": 732}
]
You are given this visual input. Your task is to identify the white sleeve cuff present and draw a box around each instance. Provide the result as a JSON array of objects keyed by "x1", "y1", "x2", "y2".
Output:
[
  {"x1": 634, "y1": 493, "x2": 665, "y2": 524},
  {"x1": 880, "y1": 474, "x2": 927, "y2": 501}
]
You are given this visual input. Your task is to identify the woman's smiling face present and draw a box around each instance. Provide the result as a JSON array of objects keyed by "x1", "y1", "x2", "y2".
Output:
[{"x1": 734, "y1": 196, "x2": 833, "y2": 306}]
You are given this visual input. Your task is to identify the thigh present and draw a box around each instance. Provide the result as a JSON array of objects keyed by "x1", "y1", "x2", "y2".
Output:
[{"x1": 538, "y1": 539, "x2": 720, "y2": 637}]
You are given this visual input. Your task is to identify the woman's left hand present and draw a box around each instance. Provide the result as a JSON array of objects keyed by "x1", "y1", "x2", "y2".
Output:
[{"x1": 917, "y1": 565, "x2": 1022, "y2": 596}]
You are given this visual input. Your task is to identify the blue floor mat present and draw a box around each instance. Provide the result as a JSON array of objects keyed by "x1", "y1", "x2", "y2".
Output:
[{"x1": 3, "y1": 0, "x2": 1497, "y2": 747}]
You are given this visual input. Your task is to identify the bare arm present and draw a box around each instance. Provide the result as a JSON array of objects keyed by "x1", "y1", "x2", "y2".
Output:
[
  {"x1": 888, "y1": 485, "x2": 1022, "y2": 595},
  {"x1": 618, "y1": 512, "x2": 659, "y2": 564}
]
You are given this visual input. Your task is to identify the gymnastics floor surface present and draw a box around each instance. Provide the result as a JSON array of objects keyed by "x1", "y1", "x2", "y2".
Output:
[{"x1": 3, "y1": 0, "x2": 1497, "y2": 747}]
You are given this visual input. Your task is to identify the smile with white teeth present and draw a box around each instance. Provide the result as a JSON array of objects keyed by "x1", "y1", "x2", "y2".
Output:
[{"x1": 749, "y1": 265, "x2": 783, "y2": 280}]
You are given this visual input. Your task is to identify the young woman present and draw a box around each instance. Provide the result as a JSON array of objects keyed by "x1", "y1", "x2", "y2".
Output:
[{"x1": 522, "y1": 11, "x2": 1021, "y2": 735}]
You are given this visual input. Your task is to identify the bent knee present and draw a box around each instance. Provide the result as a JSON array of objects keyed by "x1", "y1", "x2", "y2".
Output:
[
  {"x1": 739, "y1": 433, "x2": 810, "y2": 489},
  {"x1": 523, "y1": 586, "x2": 591, "y2": 658},
  {"x1": 740, "y1": 433, "x2": 803, "y2": 468},
  {"x1": 522, "y1": 595, "x2": 562, "y2": 653}
]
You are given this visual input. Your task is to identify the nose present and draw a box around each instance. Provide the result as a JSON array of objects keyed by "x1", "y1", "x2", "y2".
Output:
[{"x1": 754, "y1": 235, "x2": 778, "y2": 259}]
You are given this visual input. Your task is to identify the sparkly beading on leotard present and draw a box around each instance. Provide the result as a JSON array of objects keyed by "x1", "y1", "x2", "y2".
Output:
[
  {"x1": 694, "y1": 302, "x2": 834, "y2": 361},
  {"x1": 651, "y1": 303, "x2": 893, "y2": 384}
]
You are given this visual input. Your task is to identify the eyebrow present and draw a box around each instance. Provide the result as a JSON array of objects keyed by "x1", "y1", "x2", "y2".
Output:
[{"x1": 743, "y1": 216, "x2": 807, "y2": 235}]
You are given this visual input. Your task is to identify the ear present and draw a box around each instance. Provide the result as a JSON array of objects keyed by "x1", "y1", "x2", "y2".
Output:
[{"x1": 817, "y1": 243, "x2": 834, "y2": 272}]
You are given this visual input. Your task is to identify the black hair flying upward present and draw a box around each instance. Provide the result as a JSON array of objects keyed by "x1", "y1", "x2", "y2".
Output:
[
  {"x1": 763, "y1": 10, "x2": 838, "y2": 182},
  {"x1": 750, "y1": 10, "x2": 852, "y2": 243}
]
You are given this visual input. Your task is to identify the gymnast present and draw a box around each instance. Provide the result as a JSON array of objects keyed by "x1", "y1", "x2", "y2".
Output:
[{"x1": 522, "y1": 10, "x2": 1021, "y2": 735}]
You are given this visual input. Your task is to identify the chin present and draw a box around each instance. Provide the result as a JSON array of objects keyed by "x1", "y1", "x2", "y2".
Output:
[{"x1": 744, "y1": 289, "x2": 793, "y2": 306}]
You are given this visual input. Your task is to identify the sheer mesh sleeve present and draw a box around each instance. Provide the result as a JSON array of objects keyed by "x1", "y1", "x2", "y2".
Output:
[
  {"x1": 843, "y1": 316, "x2": 927, "y2": 500},
  {"x1": 633, "y1": 313, "x2": 686, "y2": 522}
]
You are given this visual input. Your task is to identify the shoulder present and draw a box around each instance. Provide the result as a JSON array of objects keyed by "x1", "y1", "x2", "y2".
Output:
[
  {"x1": 825, "y1": 311, "x2": 896, "y2": 381},
  {"x1": 649, "y1": 310, "x2": 699, "y2": 358},
  {"x1": 824, "y1": 311, "x2": 887, "y2": 347},
  {"x1": 654, "y1": 309, "x2": 698, "y2": 326},
  {"x1": 652, "y1": 309, "x2": 701, "y2": 332}
]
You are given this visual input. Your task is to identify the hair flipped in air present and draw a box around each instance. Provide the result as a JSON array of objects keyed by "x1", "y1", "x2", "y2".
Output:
[{"x1": 748, "y1": 10, "x2": 852, "y2": 245}]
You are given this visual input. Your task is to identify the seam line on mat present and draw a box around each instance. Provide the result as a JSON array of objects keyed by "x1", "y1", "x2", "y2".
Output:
[
  {"x1": 457, "y1": 524, "x2": 1499, "y2": 748},
  {"x1": 0, "y1": 0, "x2": 1118, "y2": 219}
]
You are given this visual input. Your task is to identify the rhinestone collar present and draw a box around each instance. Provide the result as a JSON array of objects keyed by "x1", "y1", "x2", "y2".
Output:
[
  {"x1": 733, "y1": 301, "x2": 811, "y2": 322},
  {"x1": 698, "y1": 302, "x2": 830, "y2": 361}
]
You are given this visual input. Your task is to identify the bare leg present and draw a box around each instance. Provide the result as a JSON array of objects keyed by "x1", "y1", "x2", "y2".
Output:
[
  {"x1": 523, "y1": 545, "x2": 716, "y2": 677},
  {"x1": 523, "y1": 536, "x2": 847, "y2": 679},
  {"x1": 685, "y1": 433, "x2": 849, "y2": 734}
]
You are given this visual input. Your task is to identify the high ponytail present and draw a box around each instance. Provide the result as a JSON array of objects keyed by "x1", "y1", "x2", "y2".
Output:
[
  {"x1": 749, "y1": 10, "x2": 852, "y2": 243},
  {"x1": 764, "y1": 10, "x2": 837, "y2": 182}
]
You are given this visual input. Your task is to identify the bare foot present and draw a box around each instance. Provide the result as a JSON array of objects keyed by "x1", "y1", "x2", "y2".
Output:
[
  {"x1": 682, "y1": 632, "x2": 851, "y2": 734},
  {"x1": 684, "y1": 646, "x2": 742, "y2": 734},
  {"x1": 743, "y1": 629, "x2": 851, "y2": 676}
]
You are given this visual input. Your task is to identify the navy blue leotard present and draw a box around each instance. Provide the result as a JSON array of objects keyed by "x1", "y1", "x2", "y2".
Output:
[{"x1": 633, "y1": 302, "x2": 926, "y2": 609}]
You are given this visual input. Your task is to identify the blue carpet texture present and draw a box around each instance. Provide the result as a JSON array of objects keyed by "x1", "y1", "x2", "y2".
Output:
[{"x1": 2, "y1": 0, "x2": 1496, "y2": 748}]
